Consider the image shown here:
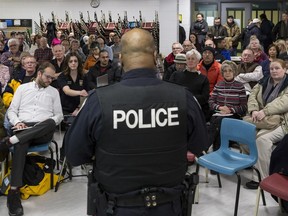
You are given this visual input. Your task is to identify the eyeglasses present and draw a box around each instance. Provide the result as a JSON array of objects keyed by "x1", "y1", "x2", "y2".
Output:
[
  {"x1": 9, "y1": 44, "x2": 17, "y2": 48},
  {"x1": 172, "y1": 47, "x2": 182, "y2": 50},
  {"x1": 223, "y1": 70, "x2": 234, "y2": 74},
  {"x1": 25, "y1": 61, "x2": 36, "y2": 65},
  {"x1": 203, "y1": 51, "x2": 213, "y2": 56},
  {"x1": 43, "y1": 73, "x2": 55, "y2": 81}
]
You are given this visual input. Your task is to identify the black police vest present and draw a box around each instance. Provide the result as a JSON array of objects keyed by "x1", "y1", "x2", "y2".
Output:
[{"x1": 95, "y1": 81, "x2": 188, "y2": 193}]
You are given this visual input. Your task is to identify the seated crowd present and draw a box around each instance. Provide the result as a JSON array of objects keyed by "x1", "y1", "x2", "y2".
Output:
[
  {"x1": 0, "y1": 11, "x2": 287, "y2": 216},
  {"x1": 165, "y1": 11, "x2": 288, "y2": 192}
]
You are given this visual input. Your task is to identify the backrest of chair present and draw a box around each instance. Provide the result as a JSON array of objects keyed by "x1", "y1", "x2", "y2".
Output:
[{"x1": 220, "y1": 118, "x2": 257, "y2": 157}]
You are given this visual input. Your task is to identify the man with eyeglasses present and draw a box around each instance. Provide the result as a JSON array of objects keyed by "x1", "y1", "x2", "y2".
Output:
[
  {"x1": 0, "y1": 62, "x2": 63, "y2": 216},
  {"x1": 3, "y1": 56, "x2": 37, "y2": 108},
  {"x1": 163, "y1": 42, "x2": 183, "y2": 72},
  {"x1": 0, "y1": 38, "x2": 21, "y2": 75},
  {"x1": 197, "y1": 46, "x2": 223, "y2": 93},
  {"x1": 235, "y1": 48, "x2": 263, "y2": 95},
  {"x1": 182, "y1": 40, "x2": 194, "y2": 53}
]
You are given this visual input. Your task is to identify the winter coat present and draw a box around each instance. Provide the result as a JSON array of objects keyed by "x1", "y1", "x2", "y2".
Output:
[
  {"x1": 247, "y1": 75, "x2": 288, "y2": 134},
  {"x1": 223, "y1": 22, "x2": 241, "y2": 47}
]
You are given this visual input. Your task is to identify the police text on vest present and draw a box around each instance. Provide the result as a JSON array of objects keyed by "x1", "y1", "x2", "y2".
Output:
[{"x1": 113, "y1": 107, "x2": 179, "y2": 129}]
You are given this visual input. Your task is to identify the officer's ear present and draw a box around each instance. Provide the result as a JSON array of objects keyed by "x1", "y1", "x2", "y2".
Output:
[
  {"x1": 153, "y1": 50, "x2": 157, "y2": 66},
  {"x1": 119, "y1": 53, "x2": 124, "y2": 68}
]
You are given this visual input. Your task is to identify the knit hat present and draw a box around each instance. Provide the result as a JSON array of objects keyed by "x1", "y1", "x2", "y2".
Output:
[
  {"x1": 174, "y1": 53, "x2": 186, "y2": 64},
  {"x1": 202, "y1": 46, "x2": 216, "y2": 57}
]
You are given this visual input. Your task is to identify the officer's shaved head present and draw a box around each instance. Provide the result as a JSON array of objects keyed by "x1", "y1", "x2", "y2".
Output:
[{"x1": 120, "y1": 28, "x2": 156, "y2": 72}]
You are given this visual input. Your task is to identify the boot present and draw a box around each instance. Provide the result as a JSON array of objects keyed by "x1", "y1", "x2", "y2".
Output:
[
  {"x1": 0, "y1": 137, "x2": 10, "y2": 162},
  {"x1": 7, "y1": 189, "x2": 24, "y2": 216}
]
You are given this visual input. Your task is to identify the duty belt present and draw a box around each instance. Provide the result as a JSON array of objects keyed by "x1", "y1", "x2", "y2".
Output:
[{"x1": 107, "y1": 187, "x2": 182, "y2": 208}]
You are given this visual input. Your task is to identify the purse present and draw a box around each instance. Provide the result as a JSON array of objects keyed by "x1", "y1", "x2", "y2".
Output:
[{"x1": 243, "y1": 115, "x2": 282, "y2": 130}]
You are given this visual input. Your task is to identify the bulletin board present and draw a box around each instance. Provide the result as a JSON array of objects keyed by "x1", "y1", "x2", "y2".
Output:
[{"x1": 0, "y1": 19, "x2": 32, "y2": 38}]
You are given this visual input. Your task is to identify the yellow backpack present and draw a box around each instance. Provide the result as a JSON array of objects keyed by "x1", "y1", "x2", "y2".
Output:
[{"x1": 1, "y1": 155, "x2": 62, "y2": 199}]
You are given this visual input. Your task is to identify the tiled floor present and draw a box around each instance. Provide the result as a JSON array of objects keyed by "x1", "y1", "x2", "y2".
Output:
[{"x1": 0, "y1": 132, "x2": 287, "y2": 216}]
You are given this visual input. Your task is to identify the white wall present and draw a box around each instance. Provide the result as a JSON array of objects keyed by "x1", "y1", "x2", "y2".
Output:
[
  {"x1": 179, "y1": 0, "x2": 191, "y2": 41},
  {"x1": 0, "y1": 0, "x2": 182, "y2": 56}
]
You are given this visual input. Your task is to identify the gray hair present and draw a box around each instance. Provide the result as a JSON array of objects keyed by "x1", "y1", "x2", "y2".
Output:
[
  {"x1": 8, "y1": 38, "x2": 19, "y2": 47},
  {"x1": 221, "y1": 60, "x2": 238, "y2": 76},
  {"x1": 186, "y1": 49, "x2": 202, "y2": 61}
]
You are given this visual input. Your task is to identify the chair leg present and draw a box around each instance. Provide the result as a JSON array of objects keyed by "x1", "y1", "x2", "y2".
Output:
[
  {"x1": 194, "y1": 184, "x2": 199, "y2": 204},
  {"x1": 205, "y1": 168, "x2": 209, "y2": 183},
  {"x1": 234, "y1": 173, "x2": 241, "y2": 216},
  {"x1": 48, "y1": 146, "x2": 54, "y2": 190},
  {"x1": 253, "y1": 166, "x2": 266, "y2": 206},
  {"x1": 278, "y1": 197, "x2": 284, "y2": 213},
  {"x1": 217, "y1": 173, "x2": 222, "y2": 188},
  {"x1": 195, "y1": 163, "x2": 200, "y2": 174},
  {"x1": 254, "y1": 186, "x2": 261, "y2": 216},
  {"x1": 51, "y1": 140, "x2": 59, "y2": 170},
  {"x1": 55, "y1": 156, "x2": 67, "y2": 192}
]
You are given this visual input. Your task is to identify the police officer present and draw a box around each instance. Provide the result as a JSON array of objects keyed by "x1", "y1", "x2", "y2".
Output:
[{"x1": 65, "y1": 28, "x2": 208, "y2": 216}]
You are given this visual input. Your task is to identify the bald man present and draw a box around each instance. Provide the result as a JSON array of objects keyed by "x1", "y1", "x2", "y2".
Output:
[{"x1": 64, "y1": 28, "x2": 208, "y2": 216}]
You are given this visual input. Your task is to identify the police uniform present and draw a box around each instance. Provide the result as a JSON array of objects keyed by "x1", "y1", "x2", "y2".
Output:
[
  {"x1": 65, "y1": 68, "x2": 209, "y2": 215},
  {"x1": 57, "y1": 72, "x2": 87, "y2": 115}
]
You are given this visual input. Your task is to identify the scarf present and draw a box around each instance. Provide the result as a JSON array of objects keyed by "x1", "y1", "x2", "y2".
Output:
[
  {"x1": 262, "y1": 74, "x2": 286, "y2": 105},
  {"x1": 165, "y1": 53, "x2": 175, "y2": 65}
]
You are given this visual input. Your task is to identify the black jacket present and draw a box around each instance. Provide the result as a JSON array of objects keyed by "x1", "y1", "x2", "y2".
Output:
[{"x1": 86, "y1": 61, "x2": 122, "y2": 90}]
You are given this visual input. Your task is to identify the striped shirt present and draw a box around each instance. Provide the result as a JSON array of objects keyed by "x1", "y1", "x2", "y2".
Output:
[{"x1": 209, "y1": 80, "x2": 247, "y2": 115}]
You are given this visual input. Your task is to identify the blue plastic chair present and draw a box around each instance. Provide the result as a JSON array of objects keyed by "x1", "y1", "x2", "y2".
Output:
[
  {"x1": 197, "y1": 118, "x2": 265, "y2": 216},
  {"x1": 5, "y1": 140, "x2": 59, "y2": 190}
]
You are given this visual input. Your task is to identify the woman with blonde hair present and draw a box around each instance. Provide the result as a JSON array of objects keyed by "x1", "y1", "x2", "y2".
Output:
[
  {"x1": 276, "y1": 39, "x2": 288, "y2": 59},
  {"x1": 275, "y1": 39, "x2": 287, "y2": 53}
]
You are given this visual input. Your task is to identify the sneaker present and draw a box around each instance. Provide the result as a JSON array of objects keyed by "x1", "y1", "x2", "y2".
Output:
[
  {"x1": 7, "y1": 189, "x2": 23, "y2": 216},
  {"x1": 245, "y1": 180, "x2": 259, "y2": 190},
  {"x1": 0, "y1": 137, "x2": 10, "y2": 162}
]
